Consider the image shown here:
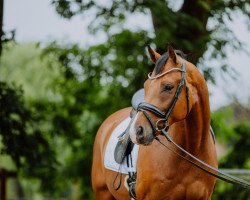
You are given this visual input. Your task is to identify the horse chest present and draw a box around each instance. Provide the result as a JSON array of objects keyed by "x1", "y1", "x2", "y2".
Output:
[
  {"x1": 136, "y1": 147, "x2": 210, "y2": 200},
  {"x1": 136, "y1": 176, "x2": 209, "y2": 200}
]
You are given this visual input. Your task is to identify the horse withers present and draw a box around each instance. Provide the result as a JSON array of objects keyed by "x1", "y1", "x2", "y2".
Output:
[{"x1": 92, "y1": 46, "x2": 218, "y2": 200}]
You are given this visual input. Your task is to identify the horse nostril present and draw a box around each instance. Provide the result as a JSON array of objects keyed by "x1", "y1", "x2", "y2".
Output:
[{"x1": 136, "y1": 126, "x2": 143, "y2": 136}]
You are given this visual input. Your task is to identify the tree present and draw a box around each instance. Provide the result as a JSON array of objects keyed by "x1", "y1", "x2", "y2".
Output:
[
  {"x1": 0, "y1": 1, "x2": 249, "y2": 199},
  {"x1": 46, "y1": 0, "x2": 250, "y2": 198},
  {"x1": 0, "y1": 44, "x2": 60, "y2": 197},
  {"x1": 0, "y1": 1, "x2": 57, "y2": 197},
  {"x1": 212, "y1": 123, "x2": 250, "y2": 200},
  {"x1": 0, "y1": 0, "x2": 14, "y2": 57},
  {"x1": 52, "y1": 0, "x2": 249, "y2": 83}
]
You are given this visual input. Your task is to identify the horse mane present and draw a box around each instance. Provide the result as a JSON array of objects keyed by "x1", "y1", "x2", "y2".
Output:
[{"x1": 154, "y1": 50, "x2": 186, "y2": 75}]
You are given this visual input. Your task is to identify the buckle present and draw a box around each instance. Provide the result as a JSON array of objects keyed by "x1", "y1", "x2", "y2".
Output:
[{"x1": 155, "y1": 118, "x2": 169, "y2": 132}]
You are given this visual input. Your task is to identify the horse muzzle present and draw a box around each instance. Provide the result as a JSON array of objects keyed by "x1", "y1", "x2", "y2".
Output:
[{"x1": 129, "y1": 120, "x2": 154, "y2": 146}]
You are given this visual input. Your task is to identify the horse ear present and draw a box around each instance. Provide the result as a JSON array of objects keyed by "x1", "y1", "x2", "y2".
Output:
[
  {"x1": 168, "y1": 45, "x2": 177, "y2": 64},
  {"x1": 147, "y1": 45, "x2": 161, "y2": 63}
]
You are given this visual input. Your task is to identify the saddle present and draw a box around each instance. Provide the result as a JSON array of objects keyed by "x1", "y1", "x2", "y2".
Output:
[{"x1": 114, "y1": 89, "x2": 144, "y2": 164}]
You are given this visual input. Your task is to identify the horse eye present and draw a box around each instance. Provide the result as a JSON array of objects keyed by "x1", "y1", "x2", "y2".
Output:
[{"x1": 163, "y1": 84, "x2": 174, "y2": 92}]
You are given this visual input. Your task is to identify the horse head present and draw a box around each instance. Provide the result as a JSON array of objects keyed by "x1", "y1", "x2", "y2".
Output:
[{"x1": 129, "y1": 45, "x2": 195, "y2": 145}]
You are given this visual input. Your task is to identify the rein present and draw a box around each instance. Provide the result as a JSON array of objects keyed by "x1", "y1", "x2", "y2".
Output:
[
  {"x1": 137, "y1": 56, "x2": 250, "y2": 189},
  {"x1": 156, "y1": 129, "x2": 250, "y2": 189}
]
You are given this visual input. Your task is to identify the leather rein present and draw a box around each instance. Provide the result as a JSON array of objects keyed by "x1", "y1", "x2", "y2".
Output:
[{"x1": 136, "y1": 57, "x2": 250, "y2": 189}]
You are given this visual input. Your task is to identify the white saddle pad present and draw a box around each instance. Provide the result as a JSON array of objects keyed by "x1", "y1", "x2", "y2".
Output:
[{"x1": 104, "y1": 117, "x2": 139, "y2": 174}]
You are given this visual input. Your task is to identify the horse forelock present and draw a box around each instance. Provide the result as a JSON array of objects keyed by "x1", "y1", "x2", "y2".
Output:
[
  {"x1": 154, "y1": 50, "x2": 186, "y2": 75},
  {"x1": 154, "y1": 53, "x2": 169, "y2": 75}
]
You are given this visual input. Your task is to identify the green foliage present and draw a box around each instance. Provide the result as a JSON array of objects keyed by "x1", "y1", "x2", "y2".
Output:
[
  {"x1": 212, "y1": 123, "x2": 250, "y2": 199},
  {"x1": 52, "y1": 0, "x2": 250, "y2": 84},
  {"x1": 40, "y1": 30, "x2": 151, "y2": 198},
  {"x1": 0, "y1": 43, "x2": 75, "y2": 197},
  {"x1": 0, "y1": 43, "x2": 62, "y2": 100},
  {"x1": 42, "y1": 29, "x2": 151, "y2": 116},
  {"x1": 220, "y1": 123, "x2": 250, "y2": 169},
  {"x1": 211, "y1": 106, "x2": 236, "y2": 142},
  {"x1": 0, "y1": 30, "x2": 151, "y2": 198},
  {"x1": 211, "y1": 104, "x2": 250, "y2": 199},
  {"x1": 0, "y1": 81, "x2": 58, "y2": 192},
  {"x1": 0, "y1": 0, "x2": 250, "y2": 199}
]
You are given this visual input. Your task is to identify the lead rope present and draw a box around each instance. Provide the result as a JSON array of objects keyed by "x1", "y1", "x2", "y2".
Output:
[{"x1": 155, "y1": 129, "x2": 250, "y2": 189}]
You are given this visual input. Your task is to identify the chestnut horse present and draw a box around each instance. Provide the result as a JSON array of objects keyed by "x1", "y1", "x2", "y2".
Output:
[{"x1": 92, "y1": 46, "x2": 218, "y2": 200}]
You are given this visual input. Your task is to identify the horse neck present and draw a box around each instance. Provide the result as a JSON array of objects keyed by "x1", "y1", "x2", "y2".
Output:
[{"x1": 183, "y1": 83, "x2": 211, "y2": 153}]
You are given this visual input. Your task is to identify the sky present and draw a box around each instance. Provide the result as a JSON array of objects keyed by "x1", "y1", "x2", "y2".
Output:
[{"x1": 3, "y1": 0, "x2": 250, "y2": 111}]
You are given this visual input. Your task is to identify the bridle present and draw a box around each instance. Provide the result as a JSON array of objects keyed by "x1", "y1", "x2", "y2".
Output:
[
  {"x1": 136, "y1": 56, "x2": 250, "y2": 189},
  {"x1": 137, "y1": 57, "x2": 189, "y2": 134}
]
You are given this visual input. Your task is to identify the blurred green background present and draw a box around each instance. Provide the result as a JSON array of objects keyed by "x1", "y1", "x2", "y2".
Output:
[{"x1": 0, "y1": 0, "x2": 249, "y2": 199}]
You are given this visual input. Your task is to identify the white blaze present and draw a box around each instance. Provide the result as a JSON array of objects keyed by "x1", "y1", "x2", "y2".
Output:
[{"x1": 129, "y1": 114, "x2": 139, "y2": 144}]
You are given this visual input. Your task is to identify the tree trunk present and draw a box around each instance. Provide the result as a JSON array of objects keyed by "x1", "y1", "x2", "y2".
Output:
[
  {"x1": 147, "y1": 0, "x2": 211, "y2": 65},
  {"x1": 0, "y1": 0, "x2": 4, "y2": 56}
]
